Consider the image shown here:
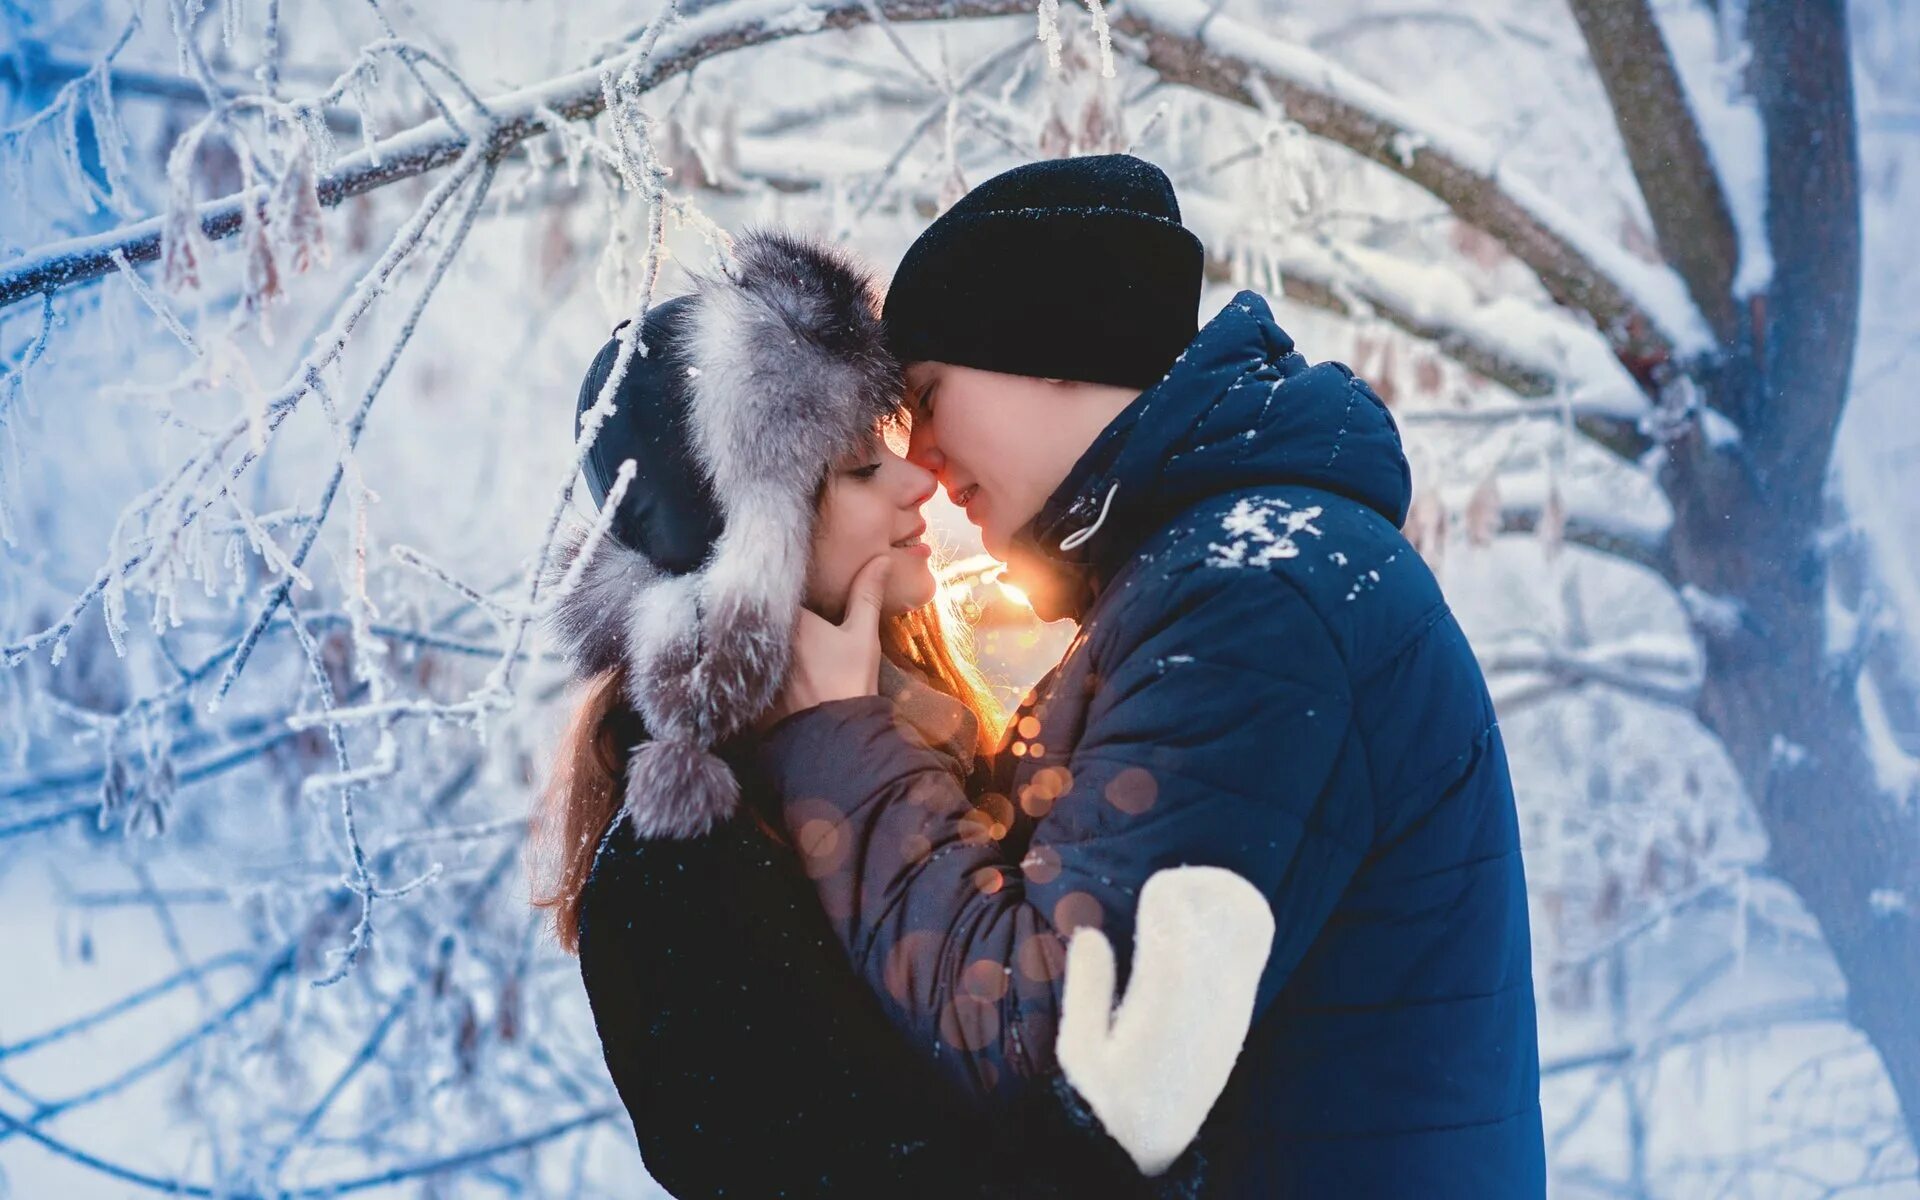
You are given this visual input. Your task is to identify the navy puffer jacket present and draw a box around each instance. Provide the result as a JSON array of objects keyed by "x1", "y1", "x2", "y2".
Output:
[{"x1": 761, "y1": 291, "x2": 1546, "y2": 1197}]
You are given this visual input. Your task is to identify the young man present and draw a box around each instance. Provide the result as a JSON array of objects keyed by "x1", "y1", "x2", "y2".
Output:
[{"x1": 761, "y1": 154, "x2": 1546, "y2": 1197}]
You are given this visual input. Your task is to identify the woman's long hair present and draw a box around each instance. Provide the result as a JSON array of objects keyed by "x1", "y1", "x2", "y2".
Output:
[{"x1": 530, "y1": 589, "x2": 1002, "y2": 954}]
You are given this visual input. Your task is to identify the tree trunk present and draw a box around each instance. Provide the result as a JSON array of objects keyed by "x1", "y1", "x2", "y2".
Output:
[{"x1": 1656, "y1": 0, "x2": 1920, "y2": 1147}]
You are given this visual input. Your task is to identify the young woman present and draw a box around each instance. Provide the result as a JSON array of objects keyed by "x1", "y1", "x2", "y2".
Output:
[{"x1": 528, "y1": 232, "x2": 1145, "y2": 1198}]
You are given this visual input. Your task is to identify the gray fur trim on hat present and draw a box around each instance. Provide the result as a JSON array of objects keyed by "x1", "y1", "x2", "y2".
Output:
[{"x1": 544, "y1": 230, "x2": 901, "y2": 839}]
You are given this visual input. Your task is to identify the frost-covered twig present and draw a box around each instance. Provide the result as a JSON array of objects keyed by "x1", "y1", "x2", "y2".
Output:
[
  {"x1": 207, "y1": 159, "x2": 498, "y2": 709},
  {"x1": 545, "y1": 459, "x2": 637, "y2": 605},
  {"x1": 4, "y1": 142, "x2": 493, "y2": 674},
  {"x1": 357, "y1": 23, "x2": 495, "y2": 135},
  {"x1": 282, "y1": 589, "x2": 383, "y2": 988},
  {"x1": 108, "y1": 249, "x2": 203, "y2": 358},
  {"x1": 2, "y1": 0, "x2": 1043, "y2": 311},
  {"x1": 1, "y1": 17, "x2": 143, "y2": 219},
  {"x1": 837, "y1": 32, "x2": 1033, "y2": 231},
  {"x1": 389, "y1": 547, "x2": 522, "y2": 628},
  {"x1": 0, "y1": 291, "x2": 58, "y2": 543}
]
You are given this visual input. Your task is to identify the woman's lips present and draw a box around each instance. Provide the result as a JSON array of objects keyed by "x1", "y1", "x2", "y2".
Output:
[{"x1": 891, "y1": 524, "x2": 932, "y2": 556}]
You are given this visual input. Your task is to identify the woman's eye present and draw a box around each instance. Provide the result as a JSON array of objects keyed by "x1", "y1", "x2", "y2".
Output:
[{"x1": 849, "y1": 462, "x2": 882, "y2": 480}]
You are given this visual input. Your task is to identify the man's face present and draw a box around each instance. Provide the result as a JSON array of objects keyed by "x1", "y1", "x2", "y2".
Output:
[
  {"x1": 906, "y1": 360, "x2": 1144, "y2": 560},
  {"x1": 902, "y1": 363, "x2": 1087, "y2": 560}
]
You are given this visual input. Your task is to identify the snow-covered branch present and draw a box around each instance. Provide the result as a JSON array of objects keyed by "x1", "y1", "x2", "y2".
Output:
[
  {"x1": 1112, "y1": 0, "x2": 1715, "y2": 388},
  {"x1": 6, "y1": 0, "x2": 1716, "y2": 419},
  {"x1": 1498, "y1": 506, "x2": 1673, "y2": 579},
  {"x1": 0, "y1": 39, "x2": 363, "y2": 134},
  {"x1": 1567, "y1": 0, "x2": 1743, "y2": 344},
  {"x1": 1483, "y1": 637, "x2": 1700, "y2": 710},
  {"x1": 0, "y1": 0, "x2": 1036, "y2": 311},
  {"x1": 1201, "y1": 234, "x2": 1654, "y2": 461}
]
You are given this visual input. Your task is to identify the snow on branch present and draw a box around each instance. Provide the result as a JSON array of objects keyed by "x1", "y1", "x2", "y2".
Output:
[
  {"x1": 1112, "y1": 0, "x2": 1715, "y2": 385},
  {"x1": 1498, "y1": 506, "x2": 1673, "y2": 579},
  {"x1": 1202, "y1": 233, "x2": 1658, "y2": 461},
  {"x1": 0, "y1": 0, "x2": 1035, "y2": 312},
  {"x1": 3, "y1": 143, "x2": 495, "y2": 673},
  {"x1": 1566, "y1": 0, "x2": 1746, "y2": 344},
  {"x1": 7, "y1": 0, "x2": 1715, "y2": 419},
  {"x1": 1482, "y1": 635, "x2": 1700, "y2": 710}
]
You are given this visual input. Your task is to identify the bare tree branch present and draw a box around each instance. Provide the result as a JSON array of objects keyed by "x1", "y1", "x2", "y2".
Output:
[
  {"x1": 1222, "y1": 254, "x2": 1655, "y2": 460},
  {"x1": 1307, "y1": 7, "x2": 1571, "y2": 56},
  {"x1": 0, "y1": 41, "x2": 362, "y2": 134},
  {"x1": 1112, "y1": 0, "x2": 1712, "y2": 389},
  {"x1": 1742, "y1": 0, "x2": 1862, "y2": 501},
  {"x1": 0, "y1": 0, "x2": 1033, "y2": 310},
  {"x1": 1567, "y1": 0, "x2": 1743, "y2": 343},
  {"x1": 2, "y1": 0, "x2": 1711, "y2": 424},
  {"x1": 1541, "y1": 997, "x2": 1848, "y2": 1077},
  {"x1": 1482, "y1": 640, "x2": 1698, "y2": 709},
  {"x1": 1499, "y1": 507, "x2": 1673, "y2": 578}
]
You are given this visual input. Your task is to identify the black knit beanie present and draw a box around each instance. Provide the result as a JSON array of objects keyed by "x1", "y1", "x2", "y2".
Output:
[{"x1": 882, "y1": 154, "x2": 1205, "y2": 390}]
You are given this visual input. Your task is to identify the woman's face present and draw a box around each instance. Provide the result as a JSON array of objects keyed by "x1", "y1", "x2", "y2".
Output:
[{"x1": 806, "y1": 427, "x2": 940, "y2": 622}]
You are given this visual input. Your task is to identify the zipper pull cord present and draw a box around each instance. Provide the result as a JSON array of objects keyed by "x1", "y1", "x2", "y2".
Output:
[{"x1": 1058, "y1": 482, "x2": 1120, "y2": 552}]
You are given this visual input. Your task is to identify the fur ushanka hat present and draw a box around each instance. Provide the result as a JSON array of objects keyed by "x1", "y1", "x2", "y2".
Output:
[{"x1": 545, "y1": 231, "x2": 902, "y2": 839}]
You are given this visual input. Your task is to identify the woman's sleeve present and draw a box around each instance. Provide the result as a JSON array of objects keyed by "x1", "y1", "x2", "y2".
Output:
[{"x1": 757, "y1": 566, "x2": 1369, "y2": 1107}]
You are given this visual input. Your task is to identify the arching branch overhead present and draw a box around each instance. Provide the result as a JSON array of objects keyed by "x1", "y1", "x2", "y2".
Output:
[{"x1": 2, "y1": 0, "x2": 1706, "y2": 412}]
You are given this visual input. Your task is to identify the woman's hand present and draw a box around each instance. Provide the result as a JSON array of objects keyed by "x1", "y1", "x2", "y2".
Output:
[{"x1": 759, "y1": 555, "x2": 893, "y2": 730}]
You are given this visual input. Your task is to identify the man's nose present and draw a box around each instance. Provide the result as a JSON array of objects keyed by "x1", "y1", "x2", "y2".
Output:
[{"x1": 906, "y1": 422, "x2": 944, "y2": 475}]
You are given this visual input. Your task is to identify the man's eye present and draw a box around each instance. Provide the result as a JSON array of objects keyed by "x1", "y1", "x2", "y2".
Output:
[{"x1": 916, "y1": 383, "x2": 936, "y2": 417}]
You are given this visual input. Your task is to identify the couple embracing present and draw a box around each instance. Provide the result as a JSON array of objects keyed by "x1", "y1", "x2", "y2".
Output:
[{"x1": 532, "y1": 154, "x2": 1546, "y2": 1199}]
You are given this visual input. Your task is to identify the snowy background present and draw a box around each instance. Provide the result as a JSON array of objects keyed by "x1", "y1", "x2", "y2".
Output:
[{"x1": 2, "y1": 0, "x2": 1917, "y2": 1195}]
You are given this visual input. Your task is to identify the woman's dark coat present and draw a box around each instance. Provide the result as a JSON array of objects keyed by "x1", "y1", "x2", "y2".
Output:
[{"x1": 575, "y1": 698, "x2": 1183, "y2": 1199}]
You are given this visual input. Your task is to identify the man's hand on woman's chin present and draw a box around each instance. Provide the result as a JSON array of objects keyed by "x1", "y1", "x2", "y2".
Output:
[{"x1": 757, "y1": 554, "x2": 893, "y2": 731}]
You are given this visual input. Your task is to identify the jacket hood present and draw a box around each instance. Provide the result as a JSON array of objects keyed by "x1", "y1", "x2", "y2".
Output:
[{"x1": 1005, "y1": 291, "x2": 1411, "y2": 621}]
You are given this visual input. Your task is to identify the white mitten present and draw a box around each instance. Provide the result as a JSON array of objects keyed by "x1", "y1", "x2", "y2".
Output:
[{"x1": 1054, "y1": 865, "x2": 1276, "y2": 1176}]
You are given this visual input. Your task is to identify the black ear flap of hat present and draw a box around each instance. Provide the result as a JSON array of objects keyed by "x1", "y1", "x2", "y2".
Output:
[{"x1": 574, "y1": 296, "x2": 725, "y2": 576}]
